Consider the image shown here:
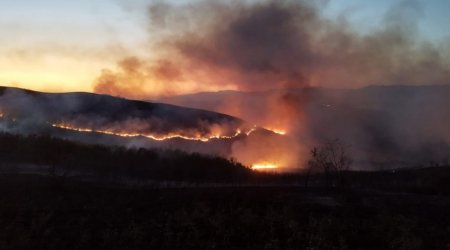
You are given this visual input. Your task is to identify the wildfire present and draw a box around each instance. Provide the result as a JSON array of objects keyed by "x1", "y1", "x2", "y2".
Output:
[
  {"x1": 266, "y1": 128, "x2": 286, "y2": 135},
  {"x1": 251, "y1": 163, "x2": 278, "y2": 170},
  {"x1": 52, "y1": 123, "x2": 257, "y2": 142}
]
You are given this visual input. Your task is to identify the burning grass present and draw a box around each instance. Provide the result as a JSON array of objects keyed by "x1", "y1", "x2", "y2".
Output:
[
  {"x1": 51, "y1": 122, "x2": 257, "y2": 142},
  {"x1": 251, "y1": 163, "x2": 278, "y2": 170}
]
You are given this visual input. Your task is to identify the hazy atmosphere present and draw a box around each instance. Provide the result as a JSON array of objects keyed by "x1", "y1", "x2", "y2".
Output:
[
  {"x1": 1, "y1": 1, "x2": 450, "y2": 249},
  {"x1": 1, "y1": 0, "x2": 450, "y2": 93}
]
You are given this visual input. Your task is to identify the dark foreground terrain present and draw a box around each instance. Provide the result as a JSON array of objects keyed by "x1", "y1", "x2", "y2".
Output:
[
  {"x1": 1, "y1": 133, "x2": 450, "y2": 249},
  {"x1": 1, "y1": 174, "x2": 449, "y2": 250}
]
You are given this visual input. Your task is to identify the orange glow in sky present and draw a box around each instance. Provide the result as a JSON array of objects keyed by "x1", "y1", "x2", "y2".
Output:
[{"x1": 0, "y1": 57, "x2": 110, "y2": 93}]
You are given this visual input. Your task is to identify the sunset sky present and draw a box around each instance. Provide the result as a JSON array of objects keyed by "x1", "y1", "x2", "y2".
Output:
[{"x1": 1, "y1": 0, "x2": 449, "y2": 94}]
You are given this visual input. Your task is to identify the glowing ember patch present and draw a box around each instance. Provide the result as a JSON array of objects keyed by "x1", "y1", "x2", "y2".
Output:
[
  {"x1": 252, "y1": 163, "x2": 278, "y2": 170},
  {"x1": 265, "y1": 128, "x2": 286, "y2": 135},
  {"x1": 271, "y1": 130, "x2": 286, "y2": 135},
  {"x1": 52, "y1": 123, "x2": 257, "y2": 142}
]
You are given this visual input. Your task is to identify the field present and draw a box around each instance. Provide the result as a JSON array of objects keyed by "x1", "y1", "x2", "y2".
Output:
[
  {"x1": 1, "y1": 133, "x2": 450, "y2": 249},
  {"x1": 1, "y1": 174, "x2": 450, "y2": 250}
]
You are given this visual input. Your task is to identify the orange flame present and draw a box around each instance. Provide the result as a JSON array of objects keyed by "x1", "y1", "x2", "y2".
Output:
[
  {"x1": 251, "y1": 163, "x2": 278, "y2": 170},
  {"x1": 52, "y1": 123, "x2": 257, "y2": 142},
  {"x1": 265, "y1": 128, "x2": 286, "y2": 135}
]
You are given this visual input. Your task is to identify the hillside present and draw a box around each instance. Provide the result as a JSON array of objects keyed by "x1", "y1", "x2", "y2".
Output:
[
  {"x1": 0, "y1": 86, "x2": 270, "y2": 159},
  {"x1": 0, "y1": 86, "x2": 250, "y2": 135},
  {"x1": 160, "y1": 85, "x2": 450, "y2": 169}
]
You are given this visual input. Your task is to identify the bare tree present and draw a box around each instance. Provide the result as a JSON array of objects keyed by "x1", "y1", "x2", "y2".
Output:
[{"x1": 306, "y1": 139, "x2": 352, "y2": 189}]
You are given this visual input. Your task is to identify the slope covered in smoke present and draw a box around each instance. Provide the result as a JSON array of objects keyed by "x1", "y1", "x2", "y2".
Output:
[
  {"x1": 0, "y1": 86, "x2": 254, "y2": 134},
  {"x1": 160, "y1": 85, "x2": 450, "y2": 169},
  {"x1": 0, "y1": 86, "x2": 247, "y2": 130},
  {"x1": 0, "y1": 86, "x2": 272, "y2": 160}
]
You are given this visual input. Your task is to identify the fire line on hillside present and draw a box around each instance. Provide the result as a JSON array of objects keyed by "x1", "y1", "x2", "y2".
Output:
[
  {"x1": 50, "y1": 122, "x2": 287, "y2": 170},
  {"x1": 0, "y1": 106, "x2": 290, "y2": 171},
  {"x1": 51, "y1": 123, "x2": 258, "y2": 142}
]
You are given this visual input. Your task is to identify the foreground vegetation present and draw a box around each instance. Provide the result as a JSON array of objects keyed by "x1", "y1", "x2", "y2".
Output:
[
  {"x1": 1, "y1": 132, "x2": 450, "y2": 249},
  {"x1": 1, "y1": 174, "x2": 449, "y2": 250}
]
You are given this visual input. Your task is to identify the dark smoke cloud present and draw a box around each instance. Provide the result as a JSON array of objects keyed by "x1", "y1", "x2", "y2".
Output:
[
  {"x1": 167, "y1": 0, "x2": 317, "y2": 89},
  {"x1": 94, "y1": 0, "x2": 450, "y2": 96}
]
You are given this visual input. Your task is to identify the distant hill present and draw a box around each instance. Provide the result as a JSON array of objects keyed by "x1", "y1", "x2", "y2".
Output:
[
  {"x1": 0, "y1": 86, "x2": 248, "y2": 132},
  {"x1": 4, "y1": 85, "x2": 449, "y2": 170},
  {"x1": 0, "y1": 86, "x2": 266, "y2": 158},
  {"x1": 160, "y1": 85, "x2": 450, "y2": 169}
]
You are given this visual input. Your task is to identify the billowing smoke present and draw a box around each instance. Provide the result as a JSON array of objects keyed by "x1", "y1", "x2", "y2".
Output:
[
  {"x1": 163, "y1": 85, "x2": 450, "y2": 170},
  {"x1": 94, "y1": 57, "x2": 186, "y2": 99},
  {"x1": 94, "y1": 0, "x2": 449, "y2": 96},
  {"x1": 231, "y1": 130, "x2": 308, "y2": 171},
  {"x1": 90, "y1": 0, "x2": 450, "y2": 171}
]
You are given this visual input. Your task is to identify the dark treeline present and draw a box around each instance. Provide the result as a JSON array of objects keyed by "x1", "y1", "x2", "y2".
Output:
[
  {"x1": 1, "y1": 132, "x2": 450, "y2": 193},
  {"x1": 0, "y1": 132, "x2": 309, "y2": 185},
  {"x1": 0, "y1": 132, "x2": 253, "y2": 183}
]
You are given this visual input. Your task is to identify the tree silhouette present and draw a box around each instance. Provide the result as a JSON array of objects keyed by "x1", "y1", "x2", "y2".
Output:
[{"x1": 307, "y1": 139, "x2": 352, "y2": 189}]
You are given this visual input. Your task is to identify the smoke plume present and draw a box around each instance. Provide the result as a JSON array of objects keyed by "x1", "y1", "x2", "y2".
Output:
[
  {"x1": 94, "y1": 0, "x2": 449, "y2": 96},
  {"x1": 90, "y1": 0, "x2": 450, "y2": 171}
]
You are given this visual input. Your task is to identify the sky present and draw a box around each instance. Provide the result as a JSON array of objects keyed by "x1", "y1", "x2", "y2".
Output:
[{"x1": 1, "y1": 0, "x2": 449, "y2": 93}]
